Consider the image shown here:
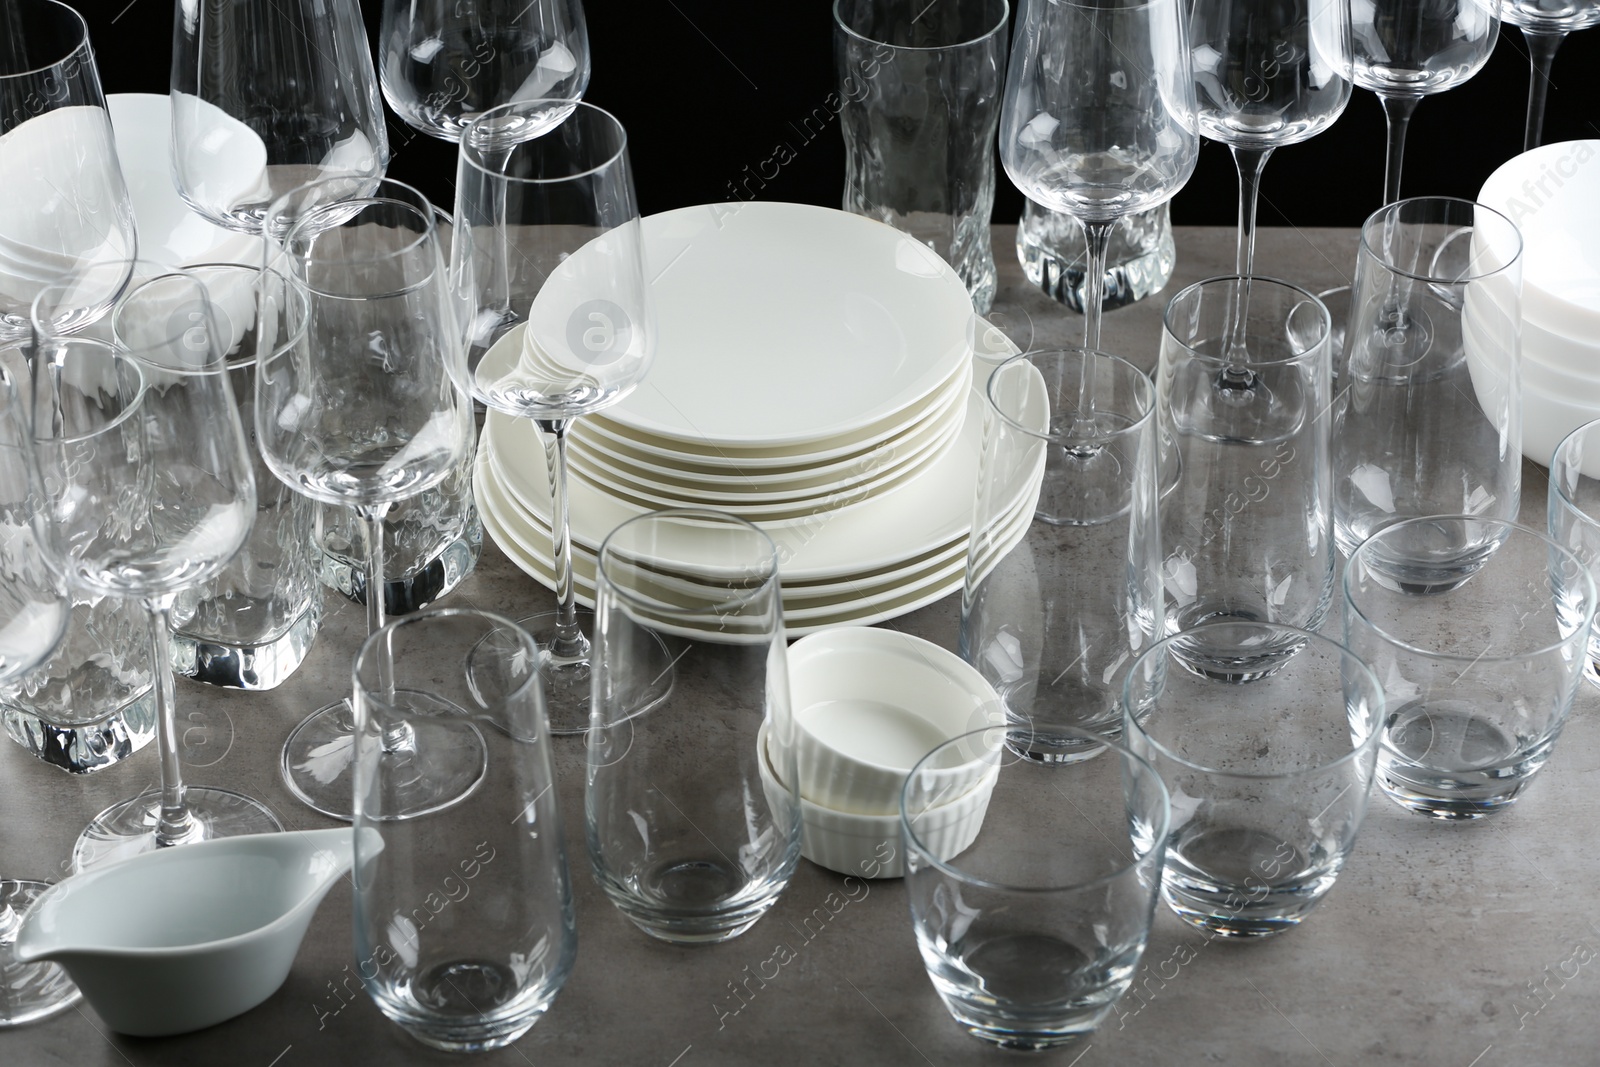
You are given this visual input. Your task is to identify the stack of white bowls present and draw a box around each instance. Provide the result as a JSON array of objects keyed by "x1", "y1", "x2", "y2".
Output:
[{"x1": 1474, "y1": 140, "x2": 1600, "y2": 465}]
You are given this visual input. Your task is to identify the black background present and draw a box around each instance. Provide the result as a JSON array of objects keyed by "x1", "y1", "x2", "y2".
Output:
[{"x1": 89, "y1": 1, "x2": 1600, "y2": 229}]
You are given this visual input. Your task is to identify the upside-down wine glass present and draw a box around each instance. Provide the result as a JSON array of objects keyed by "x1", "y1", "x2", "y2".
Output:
[
  {"x1": 30, "y1": 269, "x2": 281, "y2": 872},
  {"x1": 379, "y1": 0, "x2": 590, "y2": 142},
  {"x1": 450, "y1": 99, "x2": 652, "y2": 735},
  {"x1": 1191, "y1": 0, "x2": 1351, "y2": 362},
  {"x1": 258, "y1": 182, "x2": 480, "y2": 820},
  {"x1": 1502, "y1": 0, "x2": 1600, "y2": 150},
  {"x1": 1350, "y1": 0, "x2": 1500, "y2": 205},
  {"x1": 1000, "y1": 0, "x2": 1199, "y2": 358},
  {"x1": 0, "y1": 361, "x2": 78, "y2": 1025}
]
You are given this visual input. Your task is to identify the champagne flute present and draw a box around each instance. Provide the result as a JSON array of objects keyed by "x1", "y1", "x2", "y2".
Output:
[
  {"x1": 1000, "y1": 0, "x2": 1199, "y2": 355},
  {"x1": 258, "y1": 181, "x2": 481, "y2": 820},
  {"x1": 1351, "y1": 0, "x2": 1500, "y2": 205},
  {"x1": 379, "y1": 0, "x2": 591, "y2": 142},
  {"x1": 30, "y1": 269, "x2": 281, "y2": 872},
  {"x1": 450, "y1": 99, "x2": 652, "y2": 734},
  {"x1": 1502, "y1": 0, "x2": 1600, "y2": 150}
]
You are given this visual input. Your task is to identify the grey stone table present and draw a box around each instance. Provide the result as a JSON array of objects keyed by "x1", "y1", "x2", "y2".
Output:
[{"x1": 5, "y1": 226, "x2": 1591, "y2": 1066}]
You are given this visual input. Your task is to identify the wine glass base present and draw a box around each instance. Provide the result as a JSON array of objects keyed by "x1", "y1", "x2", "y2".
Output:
[
  {"x1": 282, "y1": 700, "x2": 489, "y2": 821},
  {"x1": 513, "y1": 611, "x2": 674, "y2": 736},
  {"x1": 71, "y1": 788, "x2": 284, "y2": 873},
  {"x1": 0, "y1": 880, "x2": 82, "y2": 1027}
]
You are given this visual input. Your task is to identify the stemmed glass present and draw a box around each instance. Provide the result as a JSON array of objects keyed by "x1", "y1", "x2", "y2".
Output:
[
  {"x1": 450, "y1": 99, "x2": 652, "y2": 734},
  {"x1": 0, "y1": 0, "x2": 136, "y2": 340},
  {"x1": 30, "y1": 270, "x2": 281, "y2": 872},
  {"x1": 1000, "y1": 0, "x2": 1199, "y2": 354},
  {"x1": 379, "y1": 0, "x2": 590, "y2": 142},
  {"x1": 0, "y1": 362, "x2": 78, "y2": 1026},
  {"x1": 170, "y1": 0, "x2": 388, "y2": 235},
  {"x1": 1502, "y1": 0, "x2": 1600, "y2": 150},
  {"x1": 1351, "y1": 0, "x2": 1500, "y2": 205},
  {"x1": 258, "y1": 181, "x2": 480, "y2": 819}
]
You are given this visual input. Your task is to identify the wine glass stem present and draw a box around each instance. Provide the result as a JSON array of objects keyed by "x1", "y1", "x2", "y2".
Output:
[
  {"x1": 357, "y1": 502, "x2": 408, "y2": 752},
  {"x1": 1227, "y1": 145, "x2": 1274, "y2": 360},
  {"x1": 143, "y1": 595, "x2": 198, "y2": 849},
  {"x1": 1521, "y1": 29, "x2": 1566, "y2": 152},
  {"x1": 1079, "y1": 218, "x2": 1115, "y2": 352},
  {"x1": 1379, "y1": 93, "x2": 1421, "y2": 206},
  {"x1": 538, "y1": 417, "x2": 587, "y2": 660}
]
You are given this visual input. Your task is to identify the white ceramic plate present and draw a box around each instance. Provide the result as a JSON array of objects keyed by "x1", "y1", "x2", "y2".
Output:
[{"x1": 563, "y1": 202, "x2": 974, "y2": 448}]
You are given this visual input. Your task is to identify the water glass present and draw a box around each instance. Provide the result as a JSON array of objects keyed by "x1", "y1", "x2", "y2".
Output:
[
  {"x1": 1123, "y1": 623, "x2": 1384, "y2": 938},
  {"x1": 1334, "y1": 197, "x2": 1523, "y2": 574},
  {"x1": 352, "y1": 608, "x2": 575, "y2": 1052},
  {"x1": 1549, "y1": 417, "x2": 1600, "y2": 688},
  {"x1": 1343, "y1": 518, "x2": 1595, "y2": 820},
  {"x1": 961, "y1": 349, "x2": 1163, "y2": 762},
  {"x1": 833, "y1": 0, "x2": 1009, "y2": 314},
  {"x1": 903, "y1": 726, "x2": 1170, "y2": 1049},
  {"x1": 1156, "y1": 276, "x2": 1335, "y2": 679},
  {"x1": 586, "y1": 510, "x2": 799, "y2": 945},
  {"x1": 1017, "y1": 202, "x2": 1176, "y2": 313}
]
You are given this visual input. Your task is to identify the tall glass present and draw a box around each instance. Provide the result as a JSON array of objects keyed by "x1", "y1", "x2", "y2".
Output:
[{"x1": 1549, "y1": 417, "x2": 1600, "y2": 688}]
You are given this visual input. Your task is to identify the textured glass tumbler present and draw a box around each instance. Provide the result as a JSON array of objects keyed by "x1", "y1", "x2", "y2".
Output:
[
  {"x1": 961, "y1": 349, "x2": 1163, "y2": 762},
  {"x1": 352, "y1": 609, "x2": 575, "y2": 1052},
  {"x1": 1123, "y1": 623, "x2": 1384, "y2": 938},
  {"x1": 1156, "y1": 276, "x2": 1335, "y2": 680},
  {"x1": 1017, "y1": 201, "x2": 1176, "y2": 313},
  {"x1": 1334, "y1": 197, "x2": 1523, "y2": 573},
  {"x1": 1549, "y1": 418, "x2": 1600, "y2": 688},
  {"x1": 833, "y1": 0, "x2": 1009, "y2": 314},
  {"x1": 903, "y1": 726, "x2": 1170, "y2": 1050},
  {"x1": 586, "y1": 510, "x2": 800, "y2": 945},
  {"x1": 1344, "y1": 518, "x2": 1595, "y2": 820}
]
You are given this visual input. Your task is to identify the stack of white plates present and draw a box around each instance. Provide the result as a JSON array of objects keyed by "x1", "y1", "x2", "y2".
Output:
[
  {"x1": 1471, "y1": 140, "x2": 1600, "y2": 465},
  {"x1": 475, "y1": 202, "x2": 1043, "y2": 634}
]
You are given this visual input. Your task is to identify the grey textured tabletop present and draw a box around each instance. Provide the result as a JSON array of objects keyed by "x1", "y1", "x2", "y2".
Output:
[{"x1": 5, "y1": 225, "x2": 1592, "y2": 1066}]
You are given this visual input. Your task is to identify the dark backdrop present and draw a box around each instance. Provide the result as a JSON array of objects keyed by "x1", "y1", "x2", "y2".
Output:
[{"x1": 90, "y1": 1, "x2": 1599, "y2": 228}]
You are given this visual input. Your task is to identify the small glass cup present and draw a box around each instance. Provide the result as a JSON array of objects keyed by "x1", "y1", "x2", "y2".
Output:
[
  {"x1": 1017, "y1": 201, "x2": 1177, "y2": 313},
  {"x1": 1123, "y1": 622, "x2": 1385, "y2": 938},
  {"x1": 352, "y1": 608, "x2": 576, "y2": 1052},
  {"x1": 903, "y1": 726, "x2": 1169, "y2": 1049},
  {"x1": 1549, "y1": 417, "x2": 1600, "y2": 688},
  {"x1": 1343, "y1": 517, "x2": 1595, "y2": 820},
  {"x1": 585, "y1": 510, "x2": 800, "y2": 944}
]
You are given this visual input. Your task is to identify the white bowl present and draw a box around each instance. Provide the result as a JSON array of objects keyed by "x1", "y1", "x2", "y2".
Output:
[
  {"x1": 15, "y1": 828, "x2": 368, "y2": 1037},
  {"x1": 756, "y1": 720, "x2": 994, "y2": 878},
  {"x1": 785, "y1": 627, "x2": 1003, "y2": 816}
]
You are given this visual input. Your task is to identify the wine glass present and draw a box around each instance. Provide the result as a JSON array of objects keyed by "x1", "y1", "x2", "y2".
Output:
[
  {"x1": 0, "y1": 0, "x2": 136, "y2": 340},
  {"x1": 449, "y1": 99, "x2": 652, "y2": 735},
  {"x1": 29, "y1": 270, "x2": 281, "y2": 872},
  {"x1": 379, "y1": 0, "x2": 590, "y2": 142},
  {"x1": 1502, "y1": 0, "x2": 1600, "y2": 150},
  {"x1": 0, "y1": 361, "x2": 79, "y2": 1026},
  {"x1": 258, "y1": 180, "x2": 481, "y2": 820},
  {"x1": 170, "y1": 0, "x2": 389, "y2": 234},
  {"x1": 1000, "y1": 0, "x2": 1199, "y2": 354},
  {"x1": 1351, "y1": 0, "x2": 1500, "y2": 205}
]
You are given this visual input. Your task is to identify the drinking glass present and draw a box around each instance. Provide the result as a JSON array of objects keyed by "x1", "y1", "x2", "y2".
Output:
[
  {"x1": 586, "y1": 510, "x2": 799, "y2": 945},
  {"x1": 1000, "y1": 0, "x2": 1199, "y2": 352},
  {"x1": 352, "y1": 609, "x2": 576, "y2": 1052},
  {"x1": 258, "y1": 183, "x2": 480, "y2": 820},
  {"x1": 1123, "y1": 622, "x2": 1384, "y2": 938},
  {"x1": 170, "y1": 0, "x2": 388, "y2": 234},
  {"x1": 833, "y1": 0, "x2": 1010, "y2": 314},
  {"x1": 1504, "y1": 0, "x2": 1600, "y2": 150},
  {"x1": 1344, "y1": 518, "x2": 1595, "y2": 819},
  {"x1": 903, "y1": 726, "x2": 1169, "y2": 1049},
  {"x1": 1156, "y1": 276, "x2": 1334, "y2": 679},
  {"x1": 1333, "y1": 197, "x2": 1523, "y2": 572},
  {"x1": 451, "y1": 99, "x2": 652, "y2": 734},
  {"x1": 961, "y1": 349, "x2": 1163, "y2": 763},
  {"x1": 30, "y1": 278, "x2": 281, "y2": 872},
  {"x1": 379, "y1": 0, "x2": 590, "y2": 142},
  {"x1": 1190, "y1": 0, "x2": 1351, "y2": 283},
  {"x1": 1549, "y1": 417, "x2": 1600, "y2": 688},
  {"x1": 0, "y1": 0, "x2": 135, "y2": 340},
  {"x1": 1350, "y1": 0, "x2": 1500, "y2": 204}
]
